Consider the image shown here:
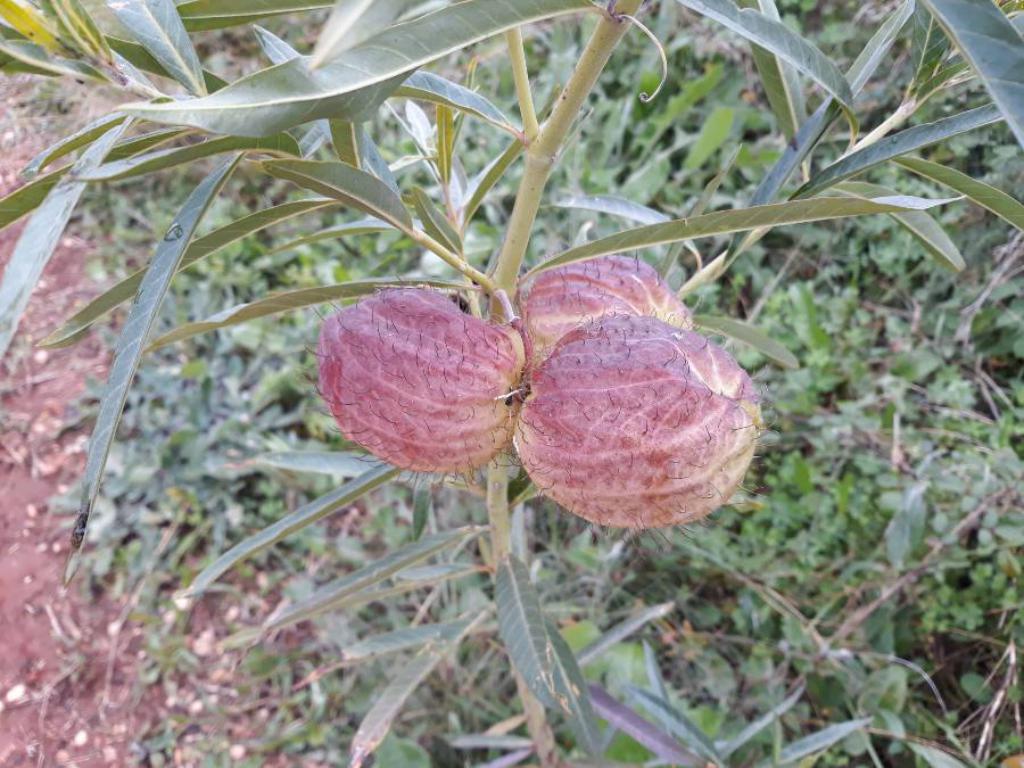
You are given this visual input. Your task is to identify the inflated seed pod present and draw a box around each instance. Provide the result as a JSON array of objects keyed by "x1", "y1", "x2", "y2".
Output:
[
  {"x1": 515, "y1": 314, "x2": 761, "y2": 529},
  {"x1": 521, "y1": 255, "x2": 693, "y2": 353},
  {"x1": 318, "y1": 288, "x2": 526, "y2": 473}
]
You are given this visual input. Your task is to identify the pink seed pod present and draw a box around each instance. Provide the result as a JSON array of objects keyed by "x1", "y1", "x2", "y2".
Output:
[
  {"x1": 521, "y1": 255, "x2": 693, "y2": 353},
  {"x1": 515, "y1": 315, "x2": 761, "y2": 529},
  {"x1": 318, "y1": 288, "x2": 526, "y2": 473}
]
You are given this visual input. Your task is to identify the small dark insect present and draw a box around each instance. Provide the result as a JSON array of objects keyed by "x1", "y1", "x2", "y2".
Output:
[
  {"x1": 504, "y1": 382, "x2": 532, "y2": 406},
  {"x1": 70, "y1": 510, "x2": 88, "y2": 549},
  {"x1": 450, "y1": 293, "x2": 472, "y2": 314}
]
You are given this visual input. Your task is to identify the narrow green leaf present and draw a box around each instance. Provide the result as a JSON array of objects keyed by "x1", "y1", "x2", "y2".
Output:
[
  {"x1": 685, "y1": 105, "x2": 735, "y2": 170},
  {"x1": 588, "y1": 684, "x2": 700, "y2": 767},
  {"x1": 311, "y1": 0, "x2": 410, "y2": 69},
  {"x1": 411, "y1": 188, "x2": 461, "y2": 253},
  {"x1": 263, "y1": 159, "x2": 411, "y2": 229},
  {"x1": 674, "y1": 0, "x2": 854, "y2": 119},
  {"x1": 265, "y1": 527, "x2": 485, "y2": 632},
  {"x1": 530, "y1": 196, "x2": 957, "y2": 276},
  {"x1": 343, "y1": 616, "x2": 484, "y2": 665},
  {"x1": 126, "y1": 0, "x2": 596, "y2": 136},
  {"x1": 330, "y1": 119, "x2": 361, "y2": 166},
  {"x1": 68, "y1": 155, "x2": 240, "y2": 579},
  {"x1": 920, "y1": 0, "x2": 1024, "y2": 148},
  {"x1": 396, "y1": 71, "x2": 518, "y2": 134},
  {"x1": 694, "y1": 314, "x2": 800, "y2": 368},
  {"x1": 908, "y1": 743, "x2": 971, "y2": 768},
  {"x1": 0, "y1": 122, "x2": 128, "y2": 360},
  {"x1": 626, "y1": 687, "x2": 724, "y2": 766},
  {"x1": 108, "y1": 34, "x2": 226, "y2": 91},
  {"x1": 448, "y1": 735, "x2": 535, "y2": 751},
  {"x1": 833, "y1": 180, "x2": 965, "y2": 271},
  {"x1": 577, "y1": 603, "x2": 675, "y2": 667},
  {"x1": 40, "y1": 199, "x2": 338, "y2": 347},
  {"x1": 50, "y1": 0, "x2": 112, "y2": 62},
  {"x1": 349, "y1": 612, "x2": 486, "y2": 768},
  {"x1": 462, "y1": 138, "x2": 524, "y2": 227},
  {"x1": 0, "y1": 0, "x2": 60, "y2": 50},
  {"x1": 147, "y1": 277, "x2": 465, "y2": 350},
  {"x1": 0, "y1": 37, "x2": 105, "y2": 80},
  {"x1": 22, "y1": 114, "x2": 127, "y2": 177},
  {"x1": 184, "y1": 462, "x2": 399, "y2": 598},
  {"x1": 495, "y1": 555, "x2": 557, "y2": 707},
  {"x1": 717, "y1": 685, "x2": 804, "y2": 757},
  {"x1": 83, "y1": 134, "x2": 301, "y2": 181},
  {"x1": 553, "y1": 194, "x2": 669, "y2": 225},
  {"x1": 411, "y1": 486, "x2": 430, "y2": 541},
  {"x1": 250, "y1": 451, "x2": 374, "y2": 478},
  {"x1": 796, "y1": 104, "x2": 1003, "y2": 198},
  {"x1": 776, "y1": 719, "x2": 872, "y2": 764},
  {"x1": 895, "y1": 155, "x2": 1024, "y2": 231},
  {"x1": 108, "y1": 0, "x2": 206, "y2": 95},
  {"x1": 546, "y1": 619, "x2": 601, "y2": 754},
  {"x1": 740, "y1": 0, "x2": 805, "y2": 139},
  {"x1": 268, "y1": 217, "x2": 392, "y2": 255},
  {"x1": 177, "y1": 0, "x2": 332, "y2": 31}
]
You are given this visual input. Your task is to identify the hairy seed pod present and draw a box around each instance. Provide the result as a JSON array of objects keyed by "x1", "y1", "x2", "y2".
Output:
[
  {"x1": 318, "y1": 288, "x2": 526, "y2": 473},
  {"x1": 515, "y1": 315, "x2": 761, "y2": 529},
  {"x1": 521, "y1": 255, "x2": 693, "y2": 353}
]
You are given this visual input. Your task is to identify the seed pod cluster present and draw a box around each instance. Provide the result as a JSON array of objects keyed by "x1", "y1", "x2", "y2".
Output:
[{"x1": 318, "y1": 257, "x2": 761, "y2": 529}]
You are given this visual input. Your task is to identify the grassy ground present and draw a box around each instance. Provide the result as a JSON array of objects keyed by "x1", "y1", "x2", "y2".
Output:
[{"x1": 6, "y1": 1, "x2": 1023, "y2": 765}]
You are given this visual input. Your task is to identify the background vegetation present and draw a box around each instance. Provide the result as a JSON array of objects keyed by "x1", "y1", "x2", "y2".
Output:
[{"x1": 2, "y1": 0, "x2": 1023, "y2": 765}]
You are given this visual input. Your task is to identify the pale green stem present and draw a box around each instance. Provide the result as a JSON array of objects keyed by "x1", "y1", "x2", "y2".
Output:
[
  {"x1": 404, "y1": 226, "x2": 496, "y2": 292},
  {"x1": 506, "y1": 28, "x2": 540, "y2": 142},
  {"x1": 490, "y1": 0, "x2": 643, "y2": 298},
  {"x1": 848, "y1": 97, "x2": 917, "y2": 154}
]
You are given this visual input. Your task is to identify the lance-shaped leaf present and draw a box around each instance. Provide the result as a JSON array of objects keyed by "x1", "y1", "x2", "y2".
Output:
[
  {"x1": 0, "y1": 0, "x2": 59, "y2": 50},
  {"x1": 553, "y1": 194, "x2": 670, "y2": 225},
  {"x1": 694, "y1": 314, "x2": 800, "y2": 368},
  {"x1": 0, "y1": 122, "x2": 128, "y2": 360},
  {"x1": 832, "y1": 180, "x2": 965, "y2": 271},
  {"x1": 108, "y1": 0, "x2": 206, "y2": 95},
  {"x1": 311, "y1": 0, "x2": 412, "y2": 69},
  {"x1": 495, "y1": 555, "x2": 557, "y2": 707},
  {"x1": 265, "y1": 527, "x2": 485, "y2": 631},
  {"x1": 588, "y1": 684, "x2": 701, "y2": 767},
  {"x1": 67, "y1": 156, "x2": 240, "y2": 581},
  {"x1": 545, "y1": 619, "x2": 601, "y2": 754},
  {"x1": 577, "y1": 602, "x2": 675, "y2": 666},
  {"x1": 177, "y1": 0, "x2": 332, "y2": 31},
  {"x1": 716, "y1": 685, "x2": 804, "y2": 757},
  {"x1": 396, "y1": 71, "x2": 518, "y2": 134},
  {"x1": 349, "y1": 612, "x2": 486, "y2": 768},
  {"x1": 0, "y1": 38, "x2": 104, "y2": 80},
  {"x1": 796, "y1": 104, "x2": 1004, "y2": 198},
  {"x1": 146, "y1": 277, "x2": 465, "y2": 350},
  {"x1": 50, "y1": 0, "x2": 112, "y2": 62},
  {"x1": 184, "y1": 462, "x2": 398, "y2": 598},
  {"x1": 529, "y1": 195, "x2": 957, "y2": 276},
  {"x1": 342, "y1": 618, "x2": 485, "y2": 664},
  {"x1": 269, "y1": 217, "x2": 392, "y2": 254},
  {"x1": 108, "y1": 35, "x2": 226, "y2": 91},
  {"x1": 920, "y1": 0, "x2": 1024, "y2": 149},
  {"x1": 894, "y1": 155, "x2": 1024, "y2": 231},
  {"x1": 249, "y1": 451, "x2": 374, "y2": 478},
  {"x1": 462, "y1": 138, "x2": 524, "y2": 227},
  {"x1": 674, "y1": 0, "x2": 854, "y2": 122},
  {"x1": 22, "y1": 113, "x2": 128, "y2": 177},
  {"x1": 40, "y1": 199, "x2": 339, "y2": 347},
  {"x1": 264, "y1": 159, "x2": 411, "y2": 229},
  {"x1": 626, "y1": 687, "x2": 724, "y2": 766},
  {"x1": 777, "y1": 719, "x2": 872, "y2": 764},
  {"x1": 125, "y1": 0, "x2": 596, "y2": 136},
  {"x1": 83, "y1": 134, "x2": 301, "y2": 181},
  {"x1": 740, "y1": 0, "x2": 805, "y2": 139},
  {"x1": 411, "y1": 188, "x2": 461, "y2": 253}
]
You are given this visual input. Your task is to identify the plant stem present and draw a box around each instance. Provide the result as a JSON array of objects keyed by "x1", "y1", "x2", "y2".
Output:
[
  {"x1": 506, "y1": 28, "x2": 540, "y2": 142},
  {"x1": 405, "y1": 227, "x2": 497, "y2": 292},
  {"x1": 490, "y1": 0, "x2": 643, "y2": 298}
]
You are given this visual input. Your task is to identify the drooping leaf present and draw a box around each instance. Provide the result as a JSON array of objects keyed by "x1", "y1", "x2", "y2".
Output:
[
  {"x1": 146, "y1": 277, "x2": 465, "y2": 349},
  {"x1": 265, "y1": 527, "x2": 485, "y2": 631},
  {"x1": 396, "y1": 71, "x2": 518, "y2": 134},
  {"x1": 674, "y1": 0, "x2": 854, "y2": 123},
  {"x1": 716, "y1": 685, "x2": 804, "y2": 757},
  {"x1": 108, "y1": 0, "x2": 206, "y2": 95},
  {"x1": 495, "y1": 555, "x2": 557, "y2": 707},
  {"x1": 21, "y1": 113, "x2": 127, "y2": 177},
  {"x1": 82, "y1": 134, "x2": 301, "y2": 181},
  {"x1": 40, "y1": 198, "x2": 339, "y2": 347},
  {"x1": 796, "y1": 104, "x2": 1004, "y2": 198},
  {"x1": 311, "y1": 0, "x2": 411, "y2": 69},
  {"x1": 343, "y1": 615, "x2": 485, "y2": 665},
  {"x1": 530, "y1": 195, "x2": 957, "y2": 276},
  {"x1": 0, "y1": 122, "x2": 128, "y2": 360},
  {"x1": 126, "y1": 0, "x2": 596, "y2": 136},
  {"x1": 626, "y1": 688, "x2": 724, "y2": 766},
  {"x1": 553, "y1": 194, "x2": 669, "y2": 225},
  {"x1": 776, "y1": 719, "x2": 872, "y2": 764},
  {"x1": 920, "y1": 0, "x2": 1024, "y2": 149},
  {"x1": 67, "y1": 155, "x2": 240, "y2": 580},
  {"x1": 694, "y1": 314, "x2": 800, "y2": 368},
  {"x1": 184, "y1": 462, "x2": 399, "y2": 598},
  {"x1": 739, "y1": 0, "x2": 805, "y2": 139},
  {"x1": 588, "y1": 684, "x2": 700, "y2": 767},
  {"x1": 349, "y1": 612, "x2": 486, "y2": 768},
  {"x1": 263, "y1": 159, "x2": 411, "y2": 229},
  {"x1": 832, "y1": 180, "x2": 965, "y2": 271},
  {"x1": 268, "y1": 217, "x2": 392, "y2": 254},
  {"x1": 577, "y1": 602, "x2": 675, "y2": 666},
  {"x1": 895, "y1": 155, "x2": 1024, "y2": 231}
]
